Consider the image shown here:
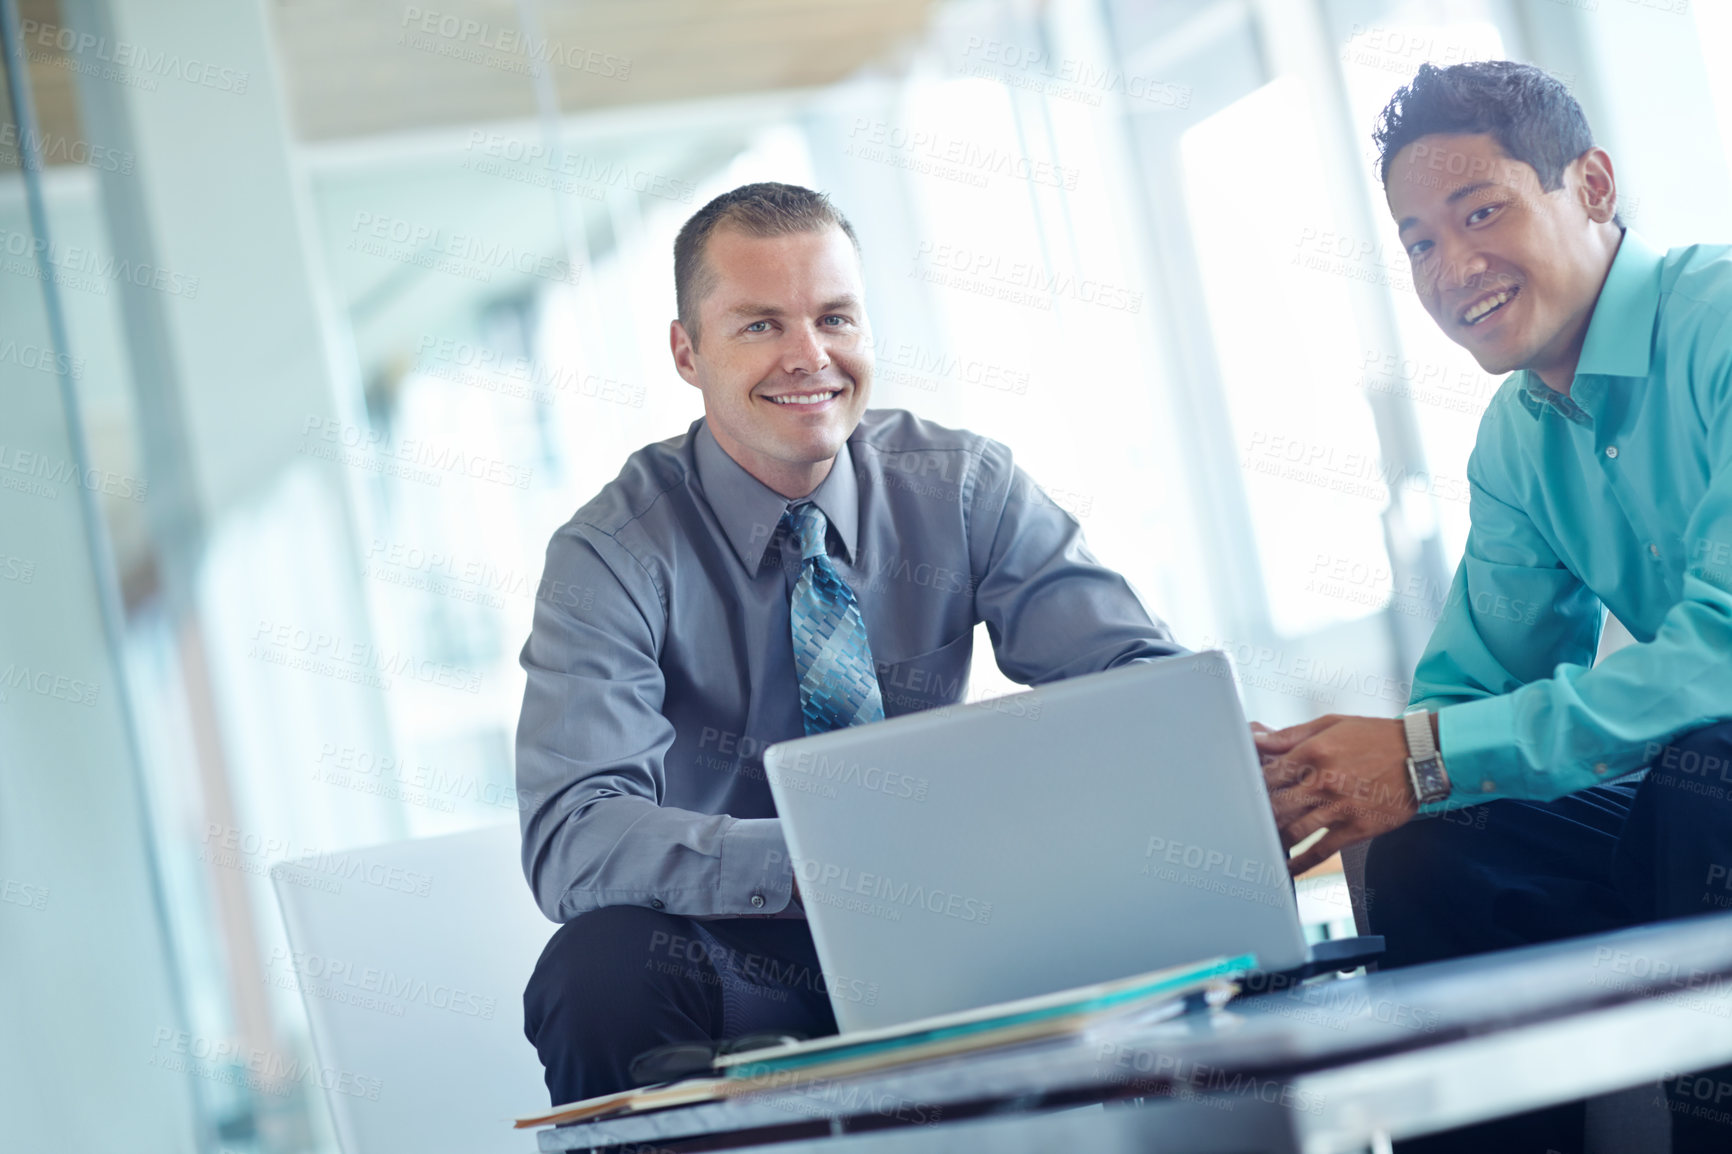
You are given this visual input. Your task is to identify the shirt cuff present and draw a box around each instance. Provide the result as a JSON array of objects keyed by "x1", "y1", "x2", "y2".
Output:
[
  {"x1": 1436, "y1": 694, "x2": 1522, "y2": 805},
  {"x1": 718, "y1": 818, "x2": 795, "y2": 915}
]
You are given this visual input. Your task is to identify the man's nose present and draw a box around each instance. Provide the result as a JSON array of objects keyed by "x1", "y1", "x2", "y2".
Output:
[
  {"x1": 1434, "y1": 235, "x2": 1489, "y2": 291},
  {"x1": 781, "y1": 323, "x2": 831, "y2": 375}
]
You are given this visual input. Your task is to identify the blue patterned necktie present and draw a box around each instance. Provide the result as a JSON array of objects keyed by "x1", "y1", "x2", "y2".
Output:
[{"x1": 785, "y1": 502, "x2": 885, "y2": 735}]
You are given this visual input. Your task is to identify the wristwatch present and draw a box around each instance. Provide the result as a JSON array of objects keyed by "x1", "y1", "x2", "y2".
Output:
[{"x1": 1402, "y1": 708, "x2": 1452, "y2": 806}]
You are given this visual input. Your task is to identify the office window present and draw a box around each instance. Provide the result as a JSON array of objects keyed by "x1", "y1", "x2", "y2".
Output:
[{"x1": 1181, "y1": 75, "x2": 1396, "y2": 639}]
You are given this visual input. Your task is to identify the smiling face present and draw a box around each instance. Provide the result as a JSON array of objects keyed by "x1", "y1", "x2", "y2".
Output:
[
  {"x1": 1387, "y1": 132, "x2": 1621, "y2": 391},
  {"x1": 670, "y1": 224, "x2": 872, "y2": 498}
]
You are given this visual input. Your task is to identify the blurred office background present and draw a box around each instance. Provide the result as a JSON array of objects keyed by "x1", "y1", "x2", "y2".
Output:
[{"x1": 2, "y1": 0, "x2": 1727, "y2": 1150}]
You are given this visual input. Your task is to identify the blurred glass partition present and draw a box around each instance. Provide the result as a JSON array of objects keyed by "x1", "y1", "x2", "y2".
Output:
[{"x1": 0, "y1": 5, "x2": 202, "y2": 1150}]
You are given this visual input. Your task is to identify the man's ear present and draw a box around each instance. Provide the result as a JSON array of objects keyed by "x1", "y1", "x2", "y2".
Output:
[
  {"x1": 670, "y1": 319, "x2": 701, "y2": 388},
  {"x1": 1576, "y1": 147, "x2": 1618, "y2": 225}
]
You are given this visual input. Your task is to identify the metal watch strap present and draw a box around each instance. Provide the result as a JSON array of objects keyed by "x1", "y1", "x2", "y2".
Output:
[
  {"x1": 1402, "y1": 709, "x2": 1437, "y2": 762},
  {"x1": 1402, "y1": 708, "x2": 1451, "y2": 805}
]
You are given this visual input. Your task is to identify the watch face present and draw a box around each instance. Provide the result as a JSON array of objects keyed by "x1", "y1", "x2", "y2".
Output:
[{"x1": 1412, "y1": 757, "x2": 1448, "y2": 800}]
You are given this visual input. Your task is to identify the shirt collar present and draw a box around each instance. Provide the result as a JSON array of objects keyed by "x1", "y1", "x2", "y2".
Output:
[
  {"x1": 693, "y1": 420, "x2": 858, "y2": 572},
  {"x1": 1576, "y1": 228, "x2": 1664, "y2": 379},
  {"x1": 1516, "y1": 229, "x2": 1665, "y2": 423},
  {"x1": 804, "y1": 438, "x2": 860, "y2": 565},
  {"x1": 1517, "y1": 373, "x2": 1594, "y2": 425}
]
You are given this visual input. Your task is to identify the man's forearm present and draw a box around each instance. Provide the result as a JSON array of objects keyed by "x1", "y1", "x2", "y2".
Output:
[{"x1": 521, "y1": 794, "x2": 797, "y2": 921}]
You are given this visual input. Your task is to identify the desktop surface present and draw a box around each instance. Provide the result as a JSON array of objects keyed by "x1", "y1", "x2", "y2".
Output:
[{"x1": 538, "y1": 911, "x2": 1732, "y2": 1153}]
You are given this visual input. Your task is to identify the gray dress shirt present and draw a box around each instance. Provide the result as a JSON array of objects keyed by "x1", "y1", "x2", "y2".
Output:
[{"x1": 516, "y1": 409, "x2": 1183, "y2": 922}]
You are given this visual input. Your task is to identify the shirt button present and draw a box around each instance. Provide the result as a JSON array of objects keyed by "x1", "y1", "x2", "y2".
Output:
[
  {"x1": 750, "y1": 894, "x2": 766, "y2": 909},
  {"x1": 650, "y1": 898, "x2": 665, "y2": 910},
  {"x1": 1604, "y1": 445, "x2": 1619, "y2": 459},
  {"x1": 1595, "y1": 762, "x2": 1611, "y2": 775},
  {"x1": 1480, "y1": 780, "x2": 1496, "y2": 793},
  {"x1": 1649, "y1": 543, "x2": 1661, "y2": 559}
]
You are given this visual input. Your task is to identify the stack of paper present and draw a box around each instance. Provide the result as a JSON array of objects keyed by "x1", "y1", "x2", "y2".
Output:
[
  {"x1": 514, "y1": 1077, "x2": 734, "y2": 1129},
  {"x1": 513, "y1": 952, "x2": 1254, "y2": 1131}
]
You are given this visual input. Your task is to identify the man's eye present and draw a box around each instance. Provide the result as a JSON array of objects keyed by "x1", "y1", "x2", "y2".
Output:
[
  {"x1": 1467, "y1": 203, "x2": 1501, "y2": 226},
  {"x1": 1406, "y1": 239, "x2": 1432, "y2": 259},
  {"x1": 822, "y1": 315, "x2": 849, "y2": 327},
  {"x1": 745, "y1": 321, "x2": 770, "y2": 333}
]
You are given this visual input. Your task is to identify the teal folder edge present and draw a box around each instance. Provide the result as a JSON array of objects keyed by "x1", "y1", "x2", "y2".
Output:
[{"x1": 724, "y1": 952, "x2": 1258, "y2": 1080}]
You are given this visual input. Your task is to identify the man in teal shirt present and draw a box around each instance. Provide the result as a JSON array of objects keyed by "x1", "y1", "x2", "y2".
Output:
[{"x1": 1257, "y1": 61, "x2": 1732, "y2": 1152}]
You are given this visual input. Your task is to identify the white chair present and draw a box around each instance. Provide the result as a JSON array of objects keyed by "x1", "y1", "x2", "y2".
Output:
[{"x1": 270, "y1": 823, "x2": 557, "y2": 1154}]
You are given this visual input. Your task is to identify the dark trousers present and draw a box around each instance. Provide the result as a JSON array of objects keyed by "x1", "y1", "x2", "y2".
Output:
[
  {"x1": 1365, "y1": 720, "x2": 1732, "y2": 1154},
  {"x1": 523, "y1": 905, "x2": 840, "y2": 1106}
]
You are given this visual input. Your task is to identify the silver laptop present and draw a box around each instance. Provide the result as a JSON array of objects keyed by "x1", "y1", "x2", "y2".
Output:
[{"x1": 762, "y1": 650, "x2": 1311, "y2": 1033}]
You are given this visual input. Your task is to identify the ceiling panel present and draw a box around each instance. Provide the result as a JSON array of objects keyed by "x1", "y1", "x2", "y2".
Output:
[
  {"x1": 270, "y1": 0, "x2": 936, "y2": 142},
  {"x1": 1, "y1": 0, "x2": 83, "y2": 171}
]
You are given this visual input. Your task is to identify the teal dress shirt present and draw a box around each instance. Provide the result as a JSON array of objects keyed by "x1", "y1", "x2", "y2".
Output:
[{"x1": 1412, "y1": 230, "x2": 1732, "y2": 805}]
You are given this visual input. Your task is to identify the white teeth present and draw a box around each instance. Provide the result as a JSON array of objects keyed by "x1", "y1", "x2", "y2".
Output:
[
  {"x1": 769, "y1": 392, "x2": 837, "y2": 405},
  {"x1": 1464, "y1": 290, "x2": 1514, "y2": 324}
]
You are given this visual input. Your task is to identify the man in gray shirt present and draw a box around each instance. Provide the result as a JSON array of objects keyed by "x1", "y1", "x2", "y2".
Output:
[{"x1": 519, "y1": 182, "x2": 1182, "y2": 1105}]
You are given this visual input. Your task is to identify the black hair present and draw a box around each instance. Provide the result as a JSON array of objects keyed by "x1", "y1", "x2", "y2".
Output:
[{"x1": 1374, "y1": 61, "x2": 1599, "y2": 194}]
